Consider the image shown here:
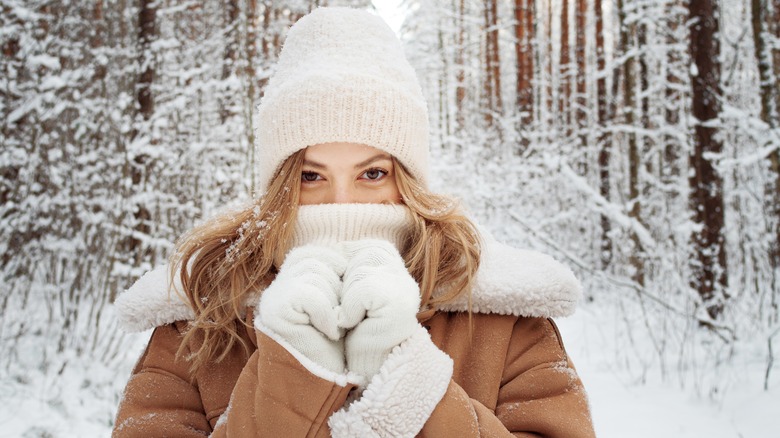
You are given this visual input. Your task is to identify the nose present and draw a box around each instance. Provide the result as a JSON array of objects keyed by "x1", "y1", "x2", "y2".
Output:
[{"x1": 330, "y1": 182, "x2": 358, "y2": 204}]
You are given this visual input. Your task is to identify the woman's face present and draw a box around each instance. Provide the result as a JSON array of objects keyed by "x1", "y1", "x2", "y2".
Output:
[{"x1": 299, "y1": 142, "x2": 402, "y2": 205}]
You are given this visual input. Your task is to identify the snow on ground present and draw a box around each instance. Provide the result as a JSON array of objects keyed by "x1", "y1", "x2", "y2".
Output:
[
  {"x1": 558, "y1": 306, "x2": 780, "y2": 438},
  {"x1": 1, "y1": 304, "x2": 778, "y2": 437},
  {"x1": 1, "y1": 327, "x2": 148, "y2": 438}
]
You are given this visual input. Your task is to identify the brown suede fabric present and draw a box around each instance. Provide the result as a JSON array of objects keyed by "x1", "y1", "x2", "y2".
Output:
[{"x1": 114, "y1": 311, "x2": 595, "y2": 437}]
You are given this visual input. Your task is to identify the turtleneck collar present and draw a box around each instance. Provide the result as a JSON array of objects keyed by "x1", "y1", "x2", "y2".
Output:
[{"x1": 276, "y1": 203, "x2": 414, "y2": 266}]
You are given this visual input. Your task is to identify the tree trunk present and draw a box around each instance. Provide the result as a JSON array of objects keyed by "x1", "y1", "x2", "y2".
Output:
[
  {"x1": 773, "y1": 0, "x2": 780, "y2": 312},
  {"x1": 611, "y1": 0, "x2": 628, "y2": 126},
  {"x1": 638, "y1": 18, "x2": 651, "y2": 166},
  {"x1": 438, "y1": 26, "x2": 451, "y2": 141},
  {"x1": 514, "y1": 0, "x2": 534, "y2": 143},
  {"x1": 575, "y1": 0, "x2": 587, "y2": 167},
  {"x1": 752, "y1": 0, "x2": 776, "y2": 126},
  {"x1": 689, "y1": 0, "x2": 728, "y2": 319},
  {"x1": 663, "y1": 2, "x2": 683, "y2": 187},
  {"x1": 632, "y1": 7, "x2": 652, "y2": 287},
  {"x1": 546, "y1": 0, "x2": 554, "y2": 119},
  {"x1": 261, "y1": 2, "x2": 272, "y2": 59},
  {"x1": 753, "y1": 0, "x2": 780, "y2": 301},
  {"x1": 128, "y1": 0, "x2": 157, "y2": 262},
  {"x1": 221, "y1": 0, "x2": 240, "y2": 123},
  {"x1": 455, "y1": 0, "x2": 466, "y2": 131},
  {"x1": 246, "y1": 0, "x2": 259, "y2": 190},
  {"x1": 484, "y1": 0, "x2": 502, "y2": 128},
  {"x1": 246, "y1": 0, "x2": 258, "y2": 104},
  {"x1": 559, "y1": 0, "x2": 571, "y2": 134},
  {"x1": 595, "y1": 0, "x2": 612, "y2": 268},
  {"x1": 774, "y1": 0, "x2": 780, "y2": 118},
  {"x1": 625, "y1": 46, "x2": 643, "y2": 286},
  {"x1": 753, "y1": 2, "x2": 780, "y2": 218},
  {"x1": 137, "y1": 0, "x2": 155, "y2": 121},
  {"x1": 1, "y1": 24, "x2": 22, "y2": 215},
  {"x1": 610, "y1": 0, "x2": 645, "y2": 284}
]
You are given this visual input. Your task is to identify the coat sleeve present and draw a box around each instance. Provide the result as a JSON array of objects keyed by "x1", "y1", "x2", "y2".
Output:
[
  {"x1": 113, "y1": 325, "x2": 212, "y2": 437},
  {"x1": 328, "y1": 318, "x2": 596, "y2": 438},
  {"x1": 114, "y1": 323, "x2": 360, "y2": 438}
]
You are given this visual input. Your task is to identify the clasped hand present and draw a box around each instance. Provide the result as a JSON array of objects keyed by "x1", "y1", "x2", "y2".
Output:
[{"x1": 258, "y1": 240, "x2": 421, "y2": 379}]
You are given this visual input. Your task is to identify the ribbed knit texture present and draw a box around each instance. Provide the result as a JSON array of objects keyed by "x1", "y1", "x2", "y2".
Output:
[
  {"x1": 288, "y1": 203, "x2": 413, "y2": 253},
  {"x1": 255, "y1": 7, "x2": 430, "y2": 194}
]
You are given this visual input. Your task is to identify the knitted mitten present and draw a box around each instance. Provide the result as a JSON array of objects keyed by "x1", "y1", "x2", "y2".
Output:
[
  {"x1": 258, "y1": 244, "x2": 348, "y2": 374},
  {"x1": 338, "y1": 240, "x2": 421, "y2": 380}
]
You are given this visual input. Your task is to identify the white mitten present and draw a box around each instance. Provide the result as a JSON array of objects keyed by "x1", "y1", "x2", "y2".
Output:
[
  {"x1": 338, "y1": 240, "x2": 421, "y2": 380},
  {"x1": 257, "y1": 245, "x2": 348, "y2": 374}
]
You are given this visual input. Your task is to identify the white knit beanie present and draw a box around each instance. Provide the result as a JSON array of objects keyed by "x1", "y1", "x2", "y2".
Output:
[{"x1": 255, "y1": 7, "x2": 430, "y2": 194}]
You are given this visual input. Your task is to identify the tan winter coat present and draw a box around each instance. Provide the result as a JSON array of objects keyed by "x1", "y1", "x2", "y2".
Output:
[{"x1": 113, "y1": 235, "x2": 596, "y2": 437}]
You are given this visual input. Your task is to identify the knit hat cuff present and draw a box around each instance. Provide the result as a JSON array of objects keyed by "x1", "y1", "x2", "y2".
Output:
[{"x1": 256, "y1": 77, "x2": 429, "y2": 193}]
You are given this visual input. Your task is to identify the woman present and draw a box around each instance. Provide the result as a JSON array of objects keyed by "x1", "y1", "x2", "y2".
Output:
[{"x1": 113, "y1": 7, "x2": 596, "y2": 437}]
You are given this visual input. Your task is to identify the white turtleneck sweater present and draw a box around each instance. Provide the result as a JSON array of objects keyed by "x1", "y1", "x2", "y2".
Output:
[{"x1": 285, "y1": 203, "x2": 414, "y2": 256}]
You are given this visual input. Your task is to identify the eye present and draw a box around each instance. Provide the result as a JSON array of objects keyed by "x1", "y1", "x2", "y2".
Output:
[
  {"x1": 361, "y1": 168, "x2": 388, "y2": 181},
  {"x1": 301, "y1": 171, "x2": 322, "y2": 182}
]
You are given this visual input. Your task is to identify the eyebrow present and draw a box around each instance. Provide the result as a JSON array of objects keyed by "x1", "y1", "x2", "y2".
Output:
[
  {"x1": 303, "y1": 153, "x2": 392, "y2": 170},
  {"x1": 353, "y1": 153, "x2": 392, "y2": 169}
]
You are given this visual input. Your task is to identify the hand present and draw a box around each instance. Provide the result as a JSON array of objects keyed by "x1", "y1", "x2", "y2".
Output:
[
  {"x1": 257, "y1": 245, "x2": 348, "y2": 374},
  {"x1": 338, "y1": 240, "x2": 421, "y2": 380}
]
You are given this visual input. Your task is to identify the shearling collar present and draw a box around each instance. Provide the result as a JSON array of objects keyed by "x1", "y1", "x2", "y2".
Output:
[{"x1": 113, "y1": 231, "x2": 582, "y2": 333}]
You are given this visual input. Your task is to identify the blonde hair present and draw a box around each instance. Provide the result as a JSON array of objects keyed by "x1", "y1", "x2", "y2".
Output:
[
  {"x1": 171, "y1": 152, "x2": 481, "y2": 372},
  {"x1": 392, "y1": 157, "x2": 481, "y2": 312}
]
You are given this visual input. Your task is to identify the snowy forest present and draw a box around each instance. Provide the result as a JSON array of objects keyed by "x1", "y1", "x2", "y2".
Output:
[{"x1": 1, "y1": 0, "x2": 779, "y2": 435}]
